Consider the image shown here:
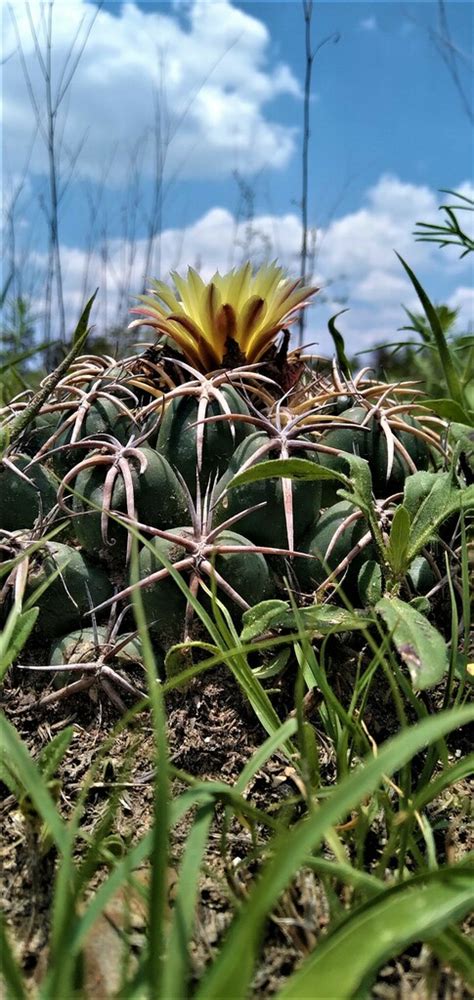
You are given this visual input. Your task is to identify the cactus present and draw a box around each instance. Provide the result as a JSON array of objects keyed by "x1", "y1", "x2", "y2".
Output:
[
  {"x1": 138, "y1": 527, "x2": 273, "y2": 647},
  {"x1": 1, "y1": 262, "x2": 454, "y2": 700},
  {"x1": 24, "y1": 541, "x2": 114, "y2": 636},
  {"x1": 317, "y1": 406, "x2": 434, "y2": 504},
  {"x1": 294, "y1": 501, "x2": 373, "y2": 597},
  {"x1": 155, "y1": 383, "x2": 252, "y2": 494},
  {"x1": 0, "y1": 454, "x2": 57, "y2": 531},
  {"x1": 62, "y1": 443, "x2": 188, "y2": 559},
  {"x1": 213, "y1": 432, "x2": 322, "y2": 549}
]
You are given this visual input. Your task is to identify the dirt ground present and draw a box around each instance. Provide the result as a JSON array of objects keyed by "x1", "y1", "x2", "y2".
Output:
[{"x1": 1, "y1": 651, "x2": 472, "y2": 999}]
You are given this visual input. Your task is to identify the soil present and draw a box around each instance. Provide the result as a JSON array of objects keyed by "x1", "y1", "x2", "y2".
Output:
[{"x1": 1, "y1": 651, "x2": 472, "y2": 999}]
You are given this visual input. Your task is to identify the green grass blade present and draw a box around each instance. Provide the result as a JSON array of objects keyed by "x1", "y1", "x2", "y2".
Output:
[
  {"x1": 160, "y1": 801, "x2": 214, "y2": 999},
  {"x1": 234, "y1": 718, "x2": 297, "y2": 794},
  {"x1": 430, "y1": 926, "x2": 474, "y2": 988},
  {"x1": 0, "y1": 715, "x2": 68, "y2": 854},
  {"x1": 277, "y1": 863, "x2": 474, "y2": 999},
  {"x1": 130, "y1": 539, "x2": 169, "y2": 999},
  {"x1": 396, "y1": 254, "x2": 464, "y2": 406},
  {"x1": 195, "y1": 705, "x2": 474, "y2": 1000},
  {"x1": 0, "y1": 605, "x2": 39, "y2": 679},
  {"x1": 327, "y1": 310, "x2": 352, "y2": 378},
  {"x1": 0, "y1": 913, "x2": 27, "y2": 1000}
]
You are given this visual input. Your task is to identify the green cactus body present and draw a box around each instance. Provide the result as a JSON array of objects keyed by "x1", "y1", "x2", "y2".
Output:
[
  {"x1": 72, "y1": 447, "x2": 189, "y2": 557},
  {"x1": 138, "y1": 527, "x2": 272, "y2": 646},
  {"x1": 0, "y1": 454, "x2": 57, "y2": 530},
  {"x1": 156, "y1": 386, "x2": 252, "y2": 493},
  {"x1": 317, "y1": 407, "x2": 431, "y2": 504},
  {"x1": 49, "y1": 627, "x2": 143, "y2": 688},
  {"x1": 52, "y1": 396, "x2": 135, "y2": 476},
  {"x1": 25, "y1": 541, "x2": 114, "y2": 636},
  {"x1": 213, "y1": 432, "x2": 322, "y2": 548},
  {"x1": 23, "y1": 409, "x2": 61, "y2": 456},
  {"x1": 294, "y1": 500, "x2": 372, "y2": 596}
]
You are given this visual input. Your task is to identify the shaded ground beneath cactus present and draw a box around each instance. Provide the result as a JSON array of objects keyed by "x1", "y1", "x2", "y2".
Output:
[{"x1": 1, "y1": 660, "x2": 472, "y2": 999}]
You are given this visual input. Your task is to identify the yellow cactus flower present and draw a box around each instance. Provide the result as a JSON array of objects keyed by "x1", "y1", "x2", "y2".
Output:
[{"x1": 130, "y1": 262, "x2": 317, "y2": 372}]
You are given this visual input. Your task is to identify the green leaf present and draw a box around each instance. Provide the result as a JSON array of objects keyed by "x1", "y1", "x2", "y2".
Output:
[
  {"x1": 0, "y1": 913, "x2": 27, "y2": 1000},
  {"x1": 430, "y1": 926, "x2": 474, "y2": 988},
  {"x1": 279, "y1": 604, "x2": 372, "y2": 634},
  {"x1": 228, "y1": 457, "x2": 349, "y2": 490},
  {"x1": 386, "y1": 505, "x2": 411, "y2": 575},
  {"x1": 0, "y1": 715, "x2": 68, "y2": 853},
  {"x1": 358, "y1": 560, "x2": 383, "y2": 605},
  {"x1": 396, "y1": 254, "x2": 464, "y2": 406},
  {"x1": 404, "y1": 472, "x2": 474, "y2": 563},
  {"x1": 375, "y1": 596, "x2": 448, "y2": 689},
  {"x1": 449, "y1": 422, "x2": 474, "y2": 462},
  {"x1": 164, "y1": 640, "x2": 219, "y2": 679},
  {"x1": 277, "y1": 863, "x2": 474, "y2": 999},
  {"x1": 423, "y1": 398, "x2": 471, "y2": 424},
  {"x1": 37, "y1": 728, "x2": 74, "y2": 782},
  {"x1": 0, "y1": 605, "x2": 39, "y2": 679},
  {"x1": 161, "y1": 802, "x2": 214, "y2": 1000},
  {"x1": 7, "y1": 290, "x2": 98, "y2": 446},
  {"x1": 241, "y1": 600, "x2": 371, "y2": 640},
  {"x1": 327, "y1": 309, "x2": 352, "y2": 379},
  {"x1": 195, "y1": 706, "x2": 474, "y2": 1000},
  {"x1": 240, "y1": 600, "x2": 291, "y2": 642}
]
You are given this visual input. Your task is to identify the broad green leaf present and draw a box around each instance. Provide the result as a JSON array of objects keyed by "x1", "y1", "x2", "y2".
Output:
[
  {"x1": 386, "y1": 504, "x2": 411, "y2": 575},
  {"x1": 240, "y1": 600, "x2": 294, "y2": 642},
  {"x1": 449, "y1": 423, "x2": 474, "y2": 468},
  {"x1": 423, "y1": 398, "x2": 471, "y2": 424},
  {"x1": 280, "y1": 604, "x2": 372, "y2": 633},
  {"x1": 403, "y1": 471, "x2": 473, "y2": 563},
  {"x1": 241, "y1": 600, "x2": 371, "y2": 641},
  {"x1": 375, "y1": 596, "x2": 448, "y2": 689},
  {"x1": 278, "y1": 863, "x2": 474, "y2": 999},
  {"x1": 228, "y1": 457, "x2": 349, "y2": 490},
  {"x1": 358, "y1": 560, "x2": 383, "y2": 605},
  {"x1": 195, "y1": 706, "x2": 474, "y2": 1000}
]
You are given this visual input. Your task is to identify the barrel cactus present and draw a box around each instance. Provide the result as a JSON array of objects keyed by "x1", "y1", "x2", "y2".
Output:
[{"x1": 1, "y1": 260, "x2": 456, "y2": 701}]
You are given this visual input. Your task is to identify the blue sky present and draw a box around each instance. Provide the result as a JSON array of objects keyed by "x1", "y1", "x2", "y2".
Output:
[{"x1": 2, "y1": 0, "x2": 473, "y2": 352}]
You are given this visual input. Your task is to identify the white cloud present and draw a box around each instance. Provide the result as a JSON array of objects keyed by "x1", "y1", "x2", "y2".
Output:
[
  {"x1": 2, "y1": 0, "x2": 299, "y2": 184},
  {"x1": 352, "y1": 270, "x2": 413, "y2": 305},
  {"x1": 448, "y1": 286, "x2": 474, "y2": 324},
  {"x1": 359, "y1": 17, "x2": 377, "y2": 32},
  {"x1": 25, "y1": 174, "x2": 473, "y2": 356},
  {"x1": 314, "y1": 175, "x2": 440, "y2": 282}
]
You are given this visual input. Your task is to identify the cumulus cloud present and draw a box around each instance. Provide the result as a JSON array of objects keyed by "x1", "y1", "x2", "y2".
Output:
[
  {"x1": 27, "y1": 174, "x2": 473, "y2": 355},
  {"x1": 448, "y1": 286, "x2": 474, "y2": 323},
  {"x1": 3, "y1": 0, "x2": 299, "y2": 184}
]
